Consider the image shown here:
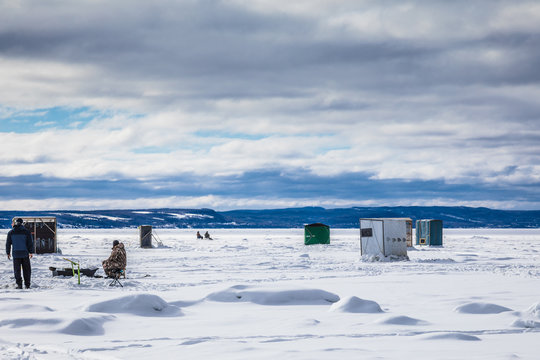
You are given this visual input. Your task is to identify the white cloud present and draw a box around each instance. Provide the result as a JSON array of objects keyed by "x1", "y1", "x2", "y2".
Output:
[
  {"x1": 0, "y1": 102, "x2": 537, "y2": 188},
  {"x1": 0, "y1": 195, "x2": 536, "y2": 212}
]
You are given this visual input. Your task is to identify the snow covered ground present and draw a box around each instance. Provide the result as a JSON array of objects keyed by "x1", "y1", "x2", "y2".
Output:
[{"x1": 1, "y1": 228, "x2": 539, "y2": 360}]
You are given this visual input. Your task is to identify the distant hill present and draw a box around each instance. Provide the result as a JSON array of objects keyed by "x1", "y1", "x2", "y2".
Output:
[
  {"x1": 0, "y1": 206, "x2": 539, "y2": 229},
  {"x1": 221, "y1": 206, "x2": 540, "y2": 228}
]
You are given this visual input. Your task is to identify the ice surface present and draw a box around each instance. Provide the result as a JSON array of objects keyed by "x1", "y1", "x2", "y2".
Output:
[{"x1": 0, "y1": 228, "x2": 539, "y2": 359}]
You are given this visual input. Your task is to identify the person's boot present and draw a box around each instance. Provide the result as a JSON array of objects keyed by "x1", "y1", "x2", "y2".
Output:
[
  {"x1": 16, "y1": 284, "x2": 23, "y2": 289},
  {"x1": 25, "y1": 284, "x2": 30, "y2": 289}
]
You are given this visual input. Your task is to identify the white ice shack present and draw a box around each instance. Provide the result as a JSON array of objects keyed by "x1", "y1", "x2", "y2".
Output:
[{"x1": 360, "y1": 218, "x2": 410, "y2": 258}]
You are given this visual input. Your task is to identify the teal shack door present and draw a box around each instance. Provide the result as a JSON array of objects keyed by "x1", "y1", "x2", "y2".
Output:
[
  {"x1": 415, "y1": 219, "x2": 443, "y2": 246},
  {"x1": 304, "y1": 223, "x2": 330, "y2": 245}
]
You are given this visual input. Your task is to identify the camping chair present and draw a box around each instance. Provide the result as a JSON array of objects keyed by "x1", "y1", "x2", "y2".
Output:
[{"x1": 108, "y1": 269, "x2": 125, "y2": 287}]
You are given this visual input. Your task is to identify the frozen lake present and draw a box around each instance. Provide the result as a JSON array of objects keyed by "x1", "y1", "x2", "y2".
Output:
[{"x1": 1, "y1": 228, "x2": 539, "y2": 359}]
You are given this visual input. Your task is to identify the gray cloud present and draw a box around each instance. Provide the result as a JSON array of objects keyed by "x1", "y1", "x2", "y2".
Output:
[
  {"x1": 1, "y1": 1, "x2": 539, "y2": 114},
  {"x1": 3, "y1": 1, "x2": 537, "y2": 93}
]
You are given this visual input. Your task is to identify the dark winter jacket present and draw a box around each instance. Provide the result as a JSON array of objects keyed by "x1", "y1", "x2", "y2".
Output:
[
  {"x1": 102, "y1": 243, "x2": 127, "y2": 276},
  {"x1": 6, "y1": 224, "x2": 34, "y2": 258}
]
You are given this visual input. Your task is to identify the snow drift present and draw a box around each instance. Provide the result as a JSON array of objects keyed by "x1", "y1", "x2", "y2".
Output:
[
  {"x1": 375, "y1": 315, "x2": 428, "y2": 325},
  {"x1": 206, "y1": 285, "x2": 340, "y2": 305},
  {"x1": 60, "y1": 315, "x2": 115, "y2": 336},
  {"x1": 454, "y1": 302, "x2": 512, "y2": 314},
  {"x1": 329, "y1": 296, "x2": 383, "y2": 313},
  {"x1": 420, "y1": 332, "x2": 481, "y2": 341},
  {"x1": 85, "y1": 294, "x2": 183, "y2": 317}
]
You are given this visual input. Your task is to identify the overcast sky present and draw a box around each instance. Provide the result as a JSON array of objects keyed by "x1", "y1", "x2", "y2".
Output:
[{"x1": 1, "y1": 0, "x2": 539, "y2": 210}]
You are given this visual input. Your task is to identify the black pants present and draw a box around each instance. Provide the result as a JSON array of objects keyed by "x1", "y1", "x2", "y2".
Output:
[{"x1": 13, "y1": 257, "x2": 31, "y2": 287}]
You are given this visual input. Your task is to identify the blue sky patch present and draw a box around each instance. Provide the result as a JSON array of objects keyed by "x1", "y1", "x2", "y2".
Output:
[{"x1": 0, "y1": 107, "x2": 103, "y2": 133}]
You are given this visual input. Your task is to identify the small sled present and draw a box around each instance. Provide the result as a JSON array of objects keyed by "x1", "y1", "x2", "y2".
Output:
[{"x1": 49, "y1": 267, "x2": 99, "y2": 278}]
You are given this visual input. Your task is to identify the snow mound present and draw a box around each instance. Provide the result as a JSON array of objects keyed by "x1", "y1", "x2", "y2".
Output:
[
  {"x1": 454, "y1": 302, "x2": 512, "y2": 314},
  {"x1": 421, "y1": 332, "x2": 481, "y2": 341},
  {"x1": 375, "y1": 315, "x2": 427, "y2": 325},
  {"x1": 511, "y1": 319, "x2": 540, "y2": 328},
  {"x1": 85, "y1": 294, "x2": 183, "y2": 317},
  {"x1": 525, "y1": 302, "x2": 540, "y2": 318},
  {"x1": 206, "y1": 285, "x2": 339, "y2": 305},
  {"x1": 60, "y1": 315, "x2": 115, "y2": 336},
  {"x1": 329, "y1": 296, "x2": 383, "y2": 313}
]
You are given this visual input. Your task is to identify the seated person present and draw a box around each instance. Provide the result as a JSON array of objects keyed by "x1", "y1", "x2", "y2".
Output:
[
  {"x1": 102, "y1": 240, "x2": 127, "y2": 277},
  {"x1": 204, "y1": 231, "x2": 212, "y2": 240},
  {"x1": 196, "y1": 231, "x2": 203, "y2": 239}
]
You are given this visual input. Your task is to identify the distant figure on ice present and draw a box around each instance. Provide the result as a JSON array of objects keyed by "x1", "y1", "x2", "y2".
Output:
[
  {"x1": 204, "y1": 231, "x2": 213, "y2": 240},
  {"x1": 196, "y1": 231, "x2": 203, "y2": 240},
  {"x1": 102, "y1": 240, "x2": 127, "y2": 277},
  {"x1": 6, "y1": 218, "x2": 34, "y2": 289}
]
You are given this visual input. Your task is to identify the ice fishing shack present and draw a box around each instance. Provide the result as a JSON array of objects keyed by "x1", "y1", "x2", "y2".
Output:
[
  {"x1": 304, "y1": 223, "x2": 330, "y2": 245},
  {"x1": 415, "y1": 219, "x2": 443, "y2": 246},
  {"x1": 13, "y1": 217, "x2": 58, "y2": 254},
  {"x1": 359, "y1": 218, "x2": 410, "y2": 257},
  {"x1": 139, "y1": 225, "x2": 153, "y2": 248}
]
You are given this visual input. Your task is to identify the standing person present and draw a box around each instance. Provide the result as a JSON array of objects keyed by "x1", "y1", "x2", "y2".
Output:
[
  {"x1": 6, "y1": 218, "x2": 34, "y2": 289},
  {"x1": 102, "y1": 240, "x2": 127, "y2": 277}
]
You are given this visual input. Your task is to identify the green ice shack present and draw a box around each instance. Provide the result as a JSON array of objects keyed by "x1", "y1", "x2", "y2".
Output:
[{"x1": 304, "y1": 223, "x2": 330, "y2": 245}]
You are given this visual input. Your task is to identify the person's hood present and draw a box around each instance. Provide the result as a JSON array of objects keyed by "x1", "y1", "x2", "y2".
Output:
[{"x1": 115, "y1": 243, "x2": 125, "y2": 250}]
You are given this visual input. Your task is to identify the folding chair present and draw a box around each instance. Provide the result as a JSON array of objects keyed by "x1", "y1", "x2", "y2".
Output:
[{"x1": 108, "y1": 269, "x2": 125, "y2": 287}]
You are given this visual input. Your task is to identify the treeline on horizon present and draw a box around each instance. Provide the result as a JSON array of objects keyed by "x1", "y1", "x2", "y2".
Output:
[{"x1": 0, "y1": 206, "x2": 539, "y2": 229}]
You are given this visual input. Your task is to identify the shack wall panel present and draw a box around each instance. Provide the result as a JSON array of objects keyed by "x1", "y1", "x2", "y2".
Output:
[{"x1": 360, "y1": 219, "x2": 384, "y2": 256}]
